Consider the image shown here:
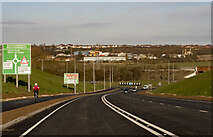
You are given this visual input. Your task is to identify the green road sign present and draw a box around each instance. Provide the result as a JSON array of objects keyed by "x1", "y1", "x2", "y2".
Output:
[
  {"x1": 3, "y1": 44, "x2": 31, "y2": 74},
  {"x1": 64, "y1": 73, "x2": 79, "y2": 84}
]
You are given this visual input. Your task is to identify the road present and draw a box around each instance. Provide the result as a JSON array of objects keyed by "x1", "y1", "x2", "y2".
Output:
[
  {"x1": 1, "y1": 88, "x2": 114, "y2": 112},
  {"x1": 2, "y1": 89, "x2": 212, "y2": 136}
]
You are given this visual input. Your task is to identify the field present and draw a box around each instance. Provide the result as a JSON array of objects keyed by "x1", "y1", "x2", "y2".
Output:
[
  {"x1": 2, "y1": 68, "x2": 106, "y2": 99},
  {"x1": 149, "y1": 70, "x2": 212, "y2": 97},
  {"x1": 2, "y1": 67, "x2": 169, "y2": 99}
]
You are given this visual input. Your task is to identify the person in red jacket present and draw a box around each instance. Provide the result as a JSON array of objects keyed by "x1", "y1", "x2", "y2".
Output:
[{"x1": 33, "y1": 83, "x2": 39, "y2": 96}]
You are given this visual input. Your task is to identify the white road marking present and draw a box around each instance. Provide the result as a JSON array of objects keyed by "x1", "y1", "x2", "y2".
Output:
[
  {"x1": 142, "y1": 94, "x2": 212, "y2": 104},
  {"x1": 175, "y1": 106, "x2": 181, "y2": 108},
  {"x1": 149, "y1": 101, "x2": 152, "y2": 103},
  {"x1": 160, "y1": 103, "x2": 164, "y2": 105},
  {"x1": 199, "y1": 110, "x2": 208, "y2": 113},
  {"x1": 102, "y1": 94, "x2": 178, "y2": 137},
  {"x1": 19, "y1": 98, "x2": 80, "y2": 137}
]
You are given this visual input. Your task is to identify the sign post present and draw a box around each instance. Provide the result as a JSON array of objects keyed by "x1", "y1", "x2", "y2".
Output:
[
  {"x1": 3, "y1": 44, "x2": 31, "y2": 91},
  {"x1": 64, "y1": 73, "x2": 79, "y2": 94}
]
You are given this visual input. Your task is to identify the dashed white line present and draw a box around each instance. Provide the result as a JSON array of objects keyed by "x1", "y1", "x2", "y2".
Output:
[
  {"x1": 175, "y1": 106, "x2": 181, "y2": 108},
  {"x1": 199, "y1": 110, "x2": 208, "y2": 113}
]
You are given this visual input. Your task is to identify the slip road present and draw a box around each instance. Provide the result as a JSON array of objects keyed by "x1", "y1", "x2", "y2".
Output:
[{"x1": 2, "y1": 90, "x2": 212, "y2": 136}]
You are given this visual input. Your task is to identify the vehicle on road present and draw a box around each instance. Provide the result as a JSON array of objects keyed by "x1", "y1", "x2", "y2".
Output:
[
  {"x1": 132, "y1": 87, "x2": 137, "y2": 92},
  {"x1": 124, "y1": 89, "x2": 128, "y2": 94},
  {"x1": 142, "y1": 85, "x2": 149, "y2": 90}
]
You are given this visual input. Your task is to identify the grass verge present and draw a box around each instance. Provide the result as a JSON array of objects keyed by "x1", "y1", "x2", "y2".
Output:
[{"x1": 140, "y1": 70, "x2": 212, "y2": 99}]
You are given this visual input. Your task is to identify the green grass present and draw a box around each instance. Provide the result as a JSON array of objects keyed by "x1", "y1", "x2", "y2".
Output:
[
  {"x1": 151, "y1": 70, "x2": 212, "y2": 96},
  {"x1": 2, "y1": 68, "x2": 106, "y2": 96},
  {"x1": 173, "y1": 61, "x2": 212, "y2": 69}
]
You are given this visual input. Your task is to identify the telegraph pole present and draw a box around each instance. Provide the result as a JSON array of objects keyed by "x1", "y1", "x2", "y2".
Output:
[
  {"x1": 74, "y1": 55, "x2": 76, "y2": 94},
  {"x1": 173, "y1": 63, "x2": 175, "y2": 82},
  {"x1": 104, "y1": 63, "x2": 105, "y2": 90},
  {"x1": 168, "y1": 61, "x2": 170, "y2": 84},
  {"x1": 112, "y1": 61, "x2": 113, "y2": 83},
  {"x1": 109, "y1": 60, "x2": 111, "y2": 88},
  {"x1": 66, "y1": 61, "x2": 68, "y2": 73},
  {"x1": 84, "y1": 61, "x2": 86, "y2": 93},
  {"x1": 41, "y1": 59, "x2": 44, "y2": 71},
  {"x1": 93, "y1": 61, "x2": 96, "y2": 92}
]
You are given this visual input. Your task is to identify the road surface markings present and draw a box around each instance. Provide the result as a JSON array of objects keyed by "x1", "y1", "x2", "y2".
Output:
[
  {"x1": 102, "y1": 94, "x2": 178, "y2": 137},
  {"x1": 160, "y1": 103, "x2": 164, "y2": 105},
  {"x1": 19, "y1": 98, "x2": 80, "y2": 137},
  {"x1": 175, "y1": 106, "x2": 181, "y2": 108},
  {"x1": 149, "y1": 101, "x2": 152, "y2": 103},
  {"x1": 199, "y1": 110, "x2": 208, "y2": 113}
]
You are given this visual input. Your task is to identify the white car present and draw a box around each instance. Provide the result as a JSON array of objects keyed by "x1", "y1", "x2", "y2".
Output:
[
  {"x1": 132, "y1": 88, "x2": 137, "y2": 92},
  {"x1": 142, "y1": 85, "x2": 149, "y2": 90}
]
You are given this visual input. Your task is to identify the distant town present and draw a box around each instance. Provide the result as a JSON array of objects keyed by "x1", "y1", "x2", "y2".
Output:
[{"x1": 26, "y1": 44, "x2": 212, "y2": 62}]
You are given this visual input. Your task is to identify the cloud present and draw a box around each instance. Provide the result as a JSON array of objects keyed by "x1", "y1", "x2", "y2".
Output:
[
  {"x1": 2, "y1": 20, "x2": 39, "y2": 25},
  {"x1": 71, "y1": 22, "x2": 112, "y2": 29}
]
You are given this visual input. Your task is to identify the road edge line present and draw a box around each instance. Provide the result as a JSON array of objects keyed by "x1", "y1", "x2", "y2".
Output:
[
  {"x1": 0, "y1": 97, "x2": 79, "y2": 131},
  {"x1": 19, "y1": 98, "x2": 80, "y2": 137}
]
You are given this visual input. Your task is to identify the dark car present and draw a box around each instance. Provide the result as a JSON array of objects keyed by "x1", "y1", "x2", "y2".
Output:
[{"x1": 124, "y1": 88, "x2": 128, "y2": 94}]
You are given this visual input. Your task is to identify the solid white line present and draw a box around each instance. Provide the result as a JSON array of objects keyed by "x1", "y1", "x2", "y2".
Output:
[
  {"x1": 19, "y1": 98, "x2": 80, "y2": 137},
  {"x1": 199, "y1": 110, "x2": 208, "y2": 113},
  {"x1": 102, "y1": 94, "x2": 178, "y2": 137},
  {"x1": 101, "y1": 96, "x2": 162, "y2": 136}
]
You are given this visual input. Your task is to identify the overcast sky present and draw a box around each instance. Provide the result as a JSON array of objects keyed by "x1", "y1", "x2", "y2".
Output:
[{"x1": 2, "y1": 2, "x2": 211, "y2": 45}]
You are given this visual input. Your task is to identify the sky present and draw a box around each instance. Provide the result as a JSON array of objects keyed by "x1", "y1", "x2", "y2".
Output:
[{"x1": 1, "y1": 2, "x2": 211, "y2": 45}]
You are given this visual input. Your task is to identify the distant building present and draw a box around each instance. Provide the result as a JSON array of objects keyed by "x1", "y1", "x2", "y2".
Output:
[
  {"x1": 100, "y1": 52, "x2": 109, "y2": 56},
  {"x1": 118, "y1": 52, "x2": 126, "y2": 57},
  {"x1": 88, "y1": 51, "x2": 100, "y2": 56},
  {"x1": 127, "y1": 53, "x2": 133, "y2": 60},
  {"x1": 139, "y1": 54, "x2": 146, "y2": 59},
  {"x1": 45, "y1": 55, "x2": 55, "y2": 60},
  {"x1": 171, "y1": 54, "x2": 184, "y2": 58},
  {"x1": 65, "y1": 58, "x2": 74, "y2": 61},
  {"x1": 56, "y1": 53, "x2": 67, "y2": 57},
  {"x1": 83, "y1": 56, "x2": 126, "y2": 62}
]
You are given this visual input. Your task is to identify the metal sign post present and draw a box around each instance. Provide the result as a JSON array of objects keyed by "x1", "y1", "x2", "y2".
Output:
[
  {"x1": 16, "y1": 74, "x2": 18, "y2": 88},
  {"x1": 4, "y1": 75, "x2": 6, "y2": 83},
  {"x1": 28, "y1": 74, "x2": 30, "y2": 92}
]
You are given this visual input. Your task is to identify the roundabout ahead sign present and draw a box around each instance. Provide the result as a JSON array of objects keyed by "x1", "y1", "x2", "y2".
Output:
[{"x1": 3, "y1": 44, "x2": 31, "y2": 74}]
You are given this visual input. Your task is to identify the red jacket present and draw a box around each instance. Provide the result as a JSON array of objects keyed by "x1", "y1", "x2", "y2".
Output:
[{"x1": 33, "y1": 85, "x2": 39, "y2": 91}]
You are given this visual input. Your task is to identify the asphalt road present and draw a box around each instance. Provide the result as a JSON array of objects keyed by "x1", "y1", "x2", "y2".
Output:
[
  {"x1": 107, "y1": 91, "x2": 212, "y2": 136},
  {"x1": 3, "y1": 92, "x2": 152, "y2": 136},
  {"x1": 1, "y1": 88, "x2": 114, "y2": 112},
  {"x1": 2, "y1": 89, "x2": 212, "y2": 136}
]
